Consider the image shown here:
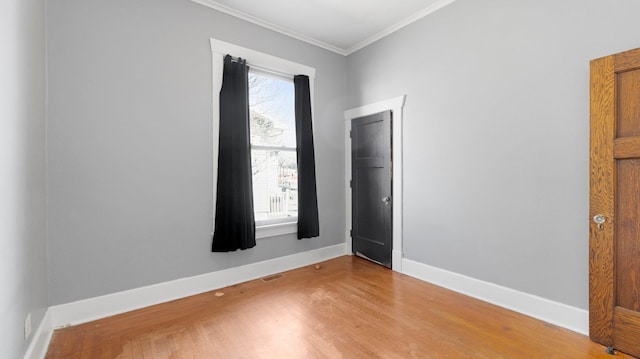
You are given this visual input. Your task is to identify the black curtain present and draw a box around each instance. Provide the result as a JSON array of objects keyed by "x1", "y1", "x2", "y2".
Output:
[
  {"x1": 212, "y1": 55, "x2": 256, "y2": 251},
  {"x1": 294, "y1": 75, "x2": 320, "y2": 239}
]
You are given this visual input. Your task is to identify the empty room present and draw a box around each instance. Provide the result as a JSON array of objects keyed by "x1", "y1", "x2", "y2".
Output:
[{"x1": 4, "y1": 0, "x2": 640, "y2": 357}]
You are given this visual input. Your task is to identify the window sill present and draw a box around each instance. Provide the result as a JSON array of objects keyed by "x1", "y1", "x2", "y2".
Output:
[{"x1": 256, "y1": 221, "x2": 297, "y2": 239}]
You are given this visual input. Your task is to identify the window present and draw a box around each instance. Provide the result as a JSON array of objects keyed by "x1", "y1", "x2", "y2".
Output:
[
  {"x1": 210, "y1": 38, "x2": 316, "y2": 239},
  {"x1": 249, "y1": 70, "x2": 297, "y2": 225}
]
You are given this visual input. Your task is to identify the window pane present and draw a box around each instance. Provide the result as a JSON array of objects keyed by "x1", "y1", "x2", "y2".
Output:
[
  {"x1": 249, "y1": 70, "x2": 298, "y2": 224},
  {"x1": 251, "y1": 150, "x2": 297, "y2": 221},
  {"x1": 248, "y1": 71, "x2": 296, "y2": 148}
]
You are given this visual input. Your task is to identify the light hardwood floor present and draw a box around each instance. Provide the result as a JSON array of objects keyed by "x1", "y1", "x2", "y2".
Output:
[{"x1": 46, "y1": 256, "x2": 633, "y2": 358}]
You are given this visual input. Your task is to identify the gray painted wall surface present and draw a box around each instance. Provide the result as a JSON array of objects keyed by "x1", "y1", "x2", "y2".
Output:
[
  {"x1": 0, "y1": 0, "x2": 48, "y2": 356},
  {"x1": 47, "y1": 0, "x2": 346, "y2": 305},
  {"x1": 347, "y1": 0, "x2": 640, "y2": 309}
]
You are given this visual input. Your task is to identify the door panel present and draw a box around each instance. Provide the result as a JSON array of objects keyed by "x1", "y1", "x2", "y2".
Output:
[
  {"x1": 617, "y1": 70, "x2": 640, "y2": 137},
  {"x1": 590, "y1": 47, "x2": 640, "y2": 357},
  {"x1": 616, "y1": 160, "x2": 640, "y2": 312},
  {"x1": 352, "y1": 111, "x2": 392, "y2": 268}
]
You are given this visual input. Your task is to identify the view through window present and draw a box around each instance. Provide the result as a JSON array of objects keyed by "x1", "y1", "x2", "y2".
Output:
[{"x1": 249, "y1": 69, "x2": 298, "y2": 224}]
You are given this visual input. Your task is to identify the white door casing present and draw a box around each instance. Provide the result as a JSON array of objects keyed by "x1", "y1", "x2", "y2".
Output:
[{"x1": 344, "y1": 95, "x2": 406, "y2": 272}]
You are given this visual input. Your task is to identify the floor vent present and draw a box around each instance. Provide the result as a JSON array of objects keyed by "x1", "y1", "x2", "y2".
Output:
[{"x1": 261, "y1": 273, "x2": 285, "y2": 282}]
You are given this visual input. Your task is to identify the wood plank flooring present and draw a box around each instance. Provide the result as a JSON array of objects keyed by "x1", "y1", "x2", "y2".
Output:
[{"x1": 45, "y1": 256, "x2": 634, "y2": 358}]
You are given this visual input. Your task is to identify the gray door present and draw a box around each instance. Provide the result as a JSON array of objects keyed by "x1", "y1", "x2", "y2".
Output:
[{"x1": 351, "y1": 110, "x2": 392, "y2": 268}]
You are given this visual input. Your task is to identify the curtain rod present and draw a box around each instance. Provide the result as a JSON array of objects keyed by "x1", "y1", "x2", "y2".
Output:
[{"x1": 225, "y1": 54, "x2": 294, "y2": 81}]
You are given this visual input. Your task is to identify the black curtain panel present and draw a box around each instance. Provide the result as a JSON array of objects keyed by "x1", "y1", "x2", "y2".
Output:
[
  {"x1": 294, "y1": 75, "x2": 320, "y2": 239},
  {"x1": 212, "y1": 55, "x2": 256, "y2": 252}
]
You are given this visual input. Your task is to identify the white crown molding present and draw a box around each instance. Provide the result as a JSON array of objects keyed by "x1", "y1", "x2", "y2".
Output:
[
  {"x1": 193, "y1": 0, "x2": 348, "y2": 55},
  {"x1": 193, "y1": 0, "x2": 458, "y2": 56},
  {"x1": 345, "y1": 0, "x2": 457, "y2": 55},
  {"x1": 402, "y1": 258, "x2": 589, "y2": 335}
]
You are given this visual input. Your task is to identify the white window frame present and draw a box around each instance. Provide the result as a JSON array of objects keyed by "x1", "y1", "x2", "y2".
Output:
[
  {"x1": 248, "y1": 69, "x2": 297, "y2": 227},
  {"x1": 210, "y1": 38, "x2": 316, "y2": 239}
]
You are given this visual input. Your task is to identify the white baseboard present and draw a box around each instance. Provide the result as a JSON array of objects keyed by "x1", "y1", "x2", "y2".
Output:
[
  {"x1": 401, "y1": 258, "x2": 589, "y2": 336},
  {"x1": 50, "y1": 243, "x2": 347, "y2": 328},
  {"x1": 25, "y1": 246, "x2": 588, "y2": 359},
  {"x1": 24, "y1": 243, "x2": 346, "y2": 359},
  {"x1": 24, "y1": 309, "x2": 53, "y2": 359}
]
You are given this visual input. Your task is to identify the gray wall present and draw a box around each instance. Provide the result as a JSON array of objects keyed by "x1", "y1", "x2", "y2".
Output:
[
  {"x1": 46, "y1": 0, "x2": 346, "y2": 305},
  {"x1": 347, "y1": 0, "x2": 640, "y2": 309},
  {"x1": 0, "y1": 0, "x2": 48, "y2": 357},
  {"x1": 47, "y1": 0, "x2": 640, "y2": 316}
]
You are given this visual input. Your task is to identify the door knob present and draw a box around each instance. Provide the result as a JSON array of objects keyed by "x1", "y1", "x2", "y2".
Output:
[
  {"x1": 381, "y1": 196, "x2": 391, "y2": 205},
  {"x1": 593, "y1": 214, "x2": 606, "y2": 230}
]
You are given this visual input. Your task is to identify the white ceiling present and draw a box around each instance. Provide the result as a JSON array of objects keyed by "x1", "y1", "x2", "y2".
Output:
[{"x1": 192, "y1": 0, "x2": 457, "y2": 55}]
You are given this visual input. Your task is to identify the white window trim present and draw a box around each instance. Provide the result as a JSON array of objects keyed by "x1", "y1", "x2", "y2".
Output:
[
  {"x1": 251, "y1": 145, "x2": 296, "y2": 152},
  {"x1": 210, "y1": 38, "x2": 315, "y2": 239},
  {"x1": 255, "y1": 222, "x2": 298, "y2": 239}
]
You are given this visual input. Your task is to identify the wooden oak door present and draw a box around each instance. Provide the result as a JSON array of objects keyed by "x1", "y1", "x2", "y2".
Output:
[
  {"x1": 590, "y1": 48, "x2": 640, "y2": 357},
  {"x1": 351, "y1": 111, "x2": 392, "y2": 268}
]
